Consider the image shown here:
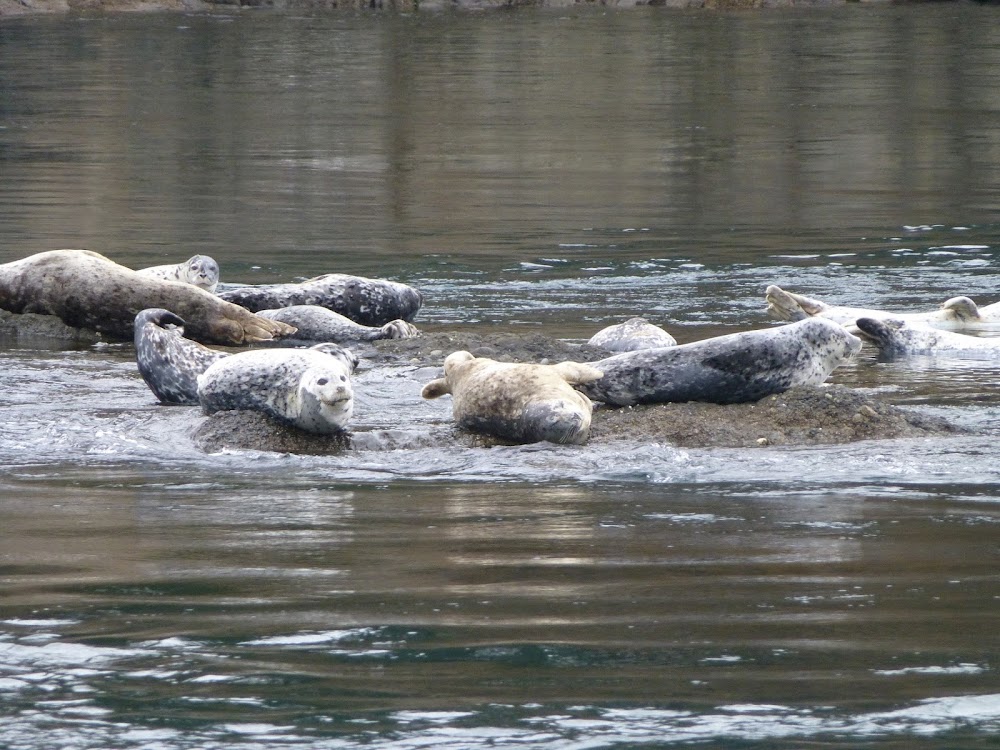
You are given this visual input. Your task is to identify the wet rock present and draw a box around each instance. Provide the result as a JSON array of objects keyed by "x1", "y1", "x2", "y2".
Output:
[
  {"x1": 0, "y1": 310, "x2": 104, "y2": 345},
  {"x1": 373, "y1": 330, "x2": 607, "y2": 367},
  {"x1": 191, "y1": 384, "x2": 962, "y2": 454}
]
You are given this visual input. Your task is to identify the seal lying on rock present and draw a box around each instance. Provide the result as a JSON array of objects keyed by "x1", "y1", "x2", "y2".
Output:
[
  {"x1": 579, "y1": 317, "x2": 861, "y2": 406},
  {"x1": 134, "y1": 308, "x2": 229, "y2": 405},
  {"x1": 257, "y1": 305, "x2": 419, "y2": 345},
  {"x1": 136, "y1": 255, "x2": 220, "y2": 293},
  {"x1": 855, "y1": 317, "x2": 1000, "y2": 359},
  {"x1": 197, "y1": 344, "x2": 359, "y2": 435},
  {"x1": 587, "y1": 317, "x2": 677, "y2": 353},
  {"x1": 766, "y1": 285, "x2": 984, "y2": 329},
  {"x1": 218, "y1": 273, "x2": 423, "y2": 327},
  {"x1": 0, "y1": 250, "x2": 293, "y2": 345},
  {"x1": 421, "y1": 351, "x2": 604, "y2": 445}
]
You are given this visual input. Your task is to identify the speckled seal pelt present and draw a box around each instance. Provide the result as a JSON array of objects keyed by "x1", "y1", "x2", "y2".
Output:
[
  {"x1": 134, "y1": 308, "x2": 229, "y2": 405},
  {"x1": 218, "y1": 273, "x2": 423, "y2": 327},
  {"x1": 580, "y1": 317, "x2": 862, "y2": 406},
  {"x1": 257, "y1": 304, "x2": 419, "y2": 345},
  {"x1": 587, "y1": 316, "x2": 677, "y2": 353},
  {"x1": 197, "y1": 344, "x2": 359, "y2": 435},
  {"x1": 422, "y1": 350, "x2": 604, "y2": 445},
  {"x1": 0, "y1": 249, "x2": 294, "y2": 345},
  {"x1": 136, "y1": 254, "x2": 220, "y2": 293}
]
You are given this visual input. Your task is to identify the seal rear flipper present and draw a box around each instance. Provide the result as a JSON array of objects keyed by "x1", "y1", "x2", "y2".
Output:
[{"x1": 552, "y1": 361, "x2": 603, "y2": 385}]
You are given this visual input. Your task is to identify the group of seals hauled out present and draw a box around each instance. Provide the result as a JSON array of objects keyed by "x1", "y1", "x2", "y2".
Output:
[
  {"x1": 2, "y1": 249, "x2": 877, "y2": 446},
  {"x1": 766, "y1": 285, "x2": 1000, "y2": 359}
]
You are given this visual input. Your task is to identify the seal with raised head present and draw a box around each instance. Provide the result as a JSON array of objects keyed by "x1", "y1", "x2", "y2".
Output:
[
  {"x1": 197, "y1": 344, "x2": 359, "y2": 434},
  {"x1": 422, "y1": 351, "x2": 604, "y2": 445},
  {"x1": 134, "y1": 308, "x2": 229, "y2": 405},
  {"x1": 587, "y1": 317, "x2": 677, "y2": 353},
  {"x1": 256, "y1": 305, "x2": 419, "y2": 345},
  {"x1": 579, "y1": 317, "x2": 862, "y2": 407},
  {"x1": 136, "y1": 255, "x2": 220, "y2": 293},
  {"x1": 855, "y1": 317, "x2": 1000, "y2": 359},
  {"x1": 218, "y1": 273, "x2": 423, "y2": 327},
  {"x1": 0, "y1": 250, "x2": 294, "y2": 345},
  {"x1": 766, "y1": 285, "x2": 986, "y2": 330}
]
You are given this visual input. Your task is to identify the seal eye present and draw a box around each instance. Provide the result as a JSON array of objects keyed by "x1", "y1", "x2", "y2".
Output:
[
  {"x1": 316, "y1": 378, "x2": 329, "y2": 386},
  {"x1": 340, "y1": 375, "x2": 346, "y2": 382}
]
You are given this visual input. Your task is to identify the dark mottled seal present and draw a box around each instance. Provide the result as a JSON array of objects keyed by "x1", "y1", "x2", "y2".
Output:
[
  {"x1": 137, "y1": 255, "x2": 220, "y2": 293},
  {"x1": 587, "y1": 317, "x2": 677, "y2": 353},
  {"x1": 257, "y1": 305, "x2": 419, "y2": 344},
  {"x1": 421, "y1": 350, "x2": 604, "y2": 445},
  {"x1": 579, "y1": 317, "x2": 862, "y2": 406},
  {"x1": 218, "y1": 273, "x2": 423, "y2": 327},
  {"x1": 0, "y1": 250, "x2": 294, "y2": 345},
  {"x1": 855, "y1": 317, "x2": 1000, "y2": 359},
  {"x1": 197, "y1": 344, "x2": 359, "y2": 434},
  {"x1": 133, "y1": 308, "x2": 229, "y2": 405}
]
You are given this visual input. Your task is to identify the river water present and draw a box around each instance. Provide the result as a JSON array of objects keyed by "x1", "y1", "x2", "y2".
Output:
[{"x1": 2, "y1": 6, "x2": 1000, "y2": 749}]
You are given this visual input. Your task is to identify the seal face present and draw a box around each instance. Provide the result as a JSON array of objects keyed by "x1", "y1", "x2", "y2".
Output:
[
  {"x1": 579, "y1": 317, "x2": 862, "y2": 407},
  {"x1": 0, "y1": 250, "x2": 293, "y2": 345},
  {"x1": 197, "y1": 344, "x2": 359, "y2": 434},
  {"x1": 133, "y1": 308, "x2": 229, "y2": 405},
  {"x1": 587, "y1": 317, "x2": 677, "y2": 353},
  {"x1": 218, "y1": 274, "x2": 423, "y2": 327},
  {"x1": 855, "y1": 317, "x2": 1000, "y2": 359},
  {"x1": 136, "y1": 255, "x2": 220, "y2": 293},
  {"x1": 421, "y1": 351, "x2": 604, "y2": 445},
  {"x1": 766, "y1": 285, "x2": 989, "y2": 330},
  {"x1": 257, "y1": 305, "x2": 420, "y2": 344}
]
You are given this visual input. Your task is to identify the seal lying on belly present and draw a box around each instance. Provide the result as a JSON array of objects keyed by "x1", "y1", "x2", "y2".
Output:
[
  {"x1": 587, "y1": 317, "x2": 677, "y2": 353},
  {"x1": 0, "y1": 250, "x2": 293, "y2": 345},
  {"x1": 217, "y1": 273, "x2": 423, "y2": 327},
  {"x1": 133, "y1": 308, "x2": 229, "y2": 405},
  {"x1": 421, "y1": 351, "x2": 604, "y2": 445},
  {"x1": 136, "y1": 255, "x2": 220, "y2": 293},
  {"x1": 257, "y1": 305, "x2": 419, "y2": 344},
  {"x1": 579, "y1": 317, "x2": 862, "y2": 407},
  {"x1": 855, "y1": 317, "x2": 1000, "y2": 359},
  {"x1": 197, "y1": 344, "x2": 359, "y2": 435},
  {"x1": 766, "y1": 285, "x2": 984, "y2": 329}
]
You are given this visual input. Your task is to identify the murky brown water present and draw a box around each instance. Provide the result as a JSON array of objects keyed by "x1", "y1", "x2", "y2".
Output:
[{"x1": 2, "y1": 6, "x2": 1000, "y2": 748}]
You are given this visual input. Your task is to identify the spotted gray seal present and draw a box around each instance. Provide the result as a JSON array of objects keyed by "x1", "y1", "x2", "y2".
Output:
[
  {"x1": 579, "y1": 317, "x2": 862, "y2": 406},
  {"x1": 0, "y1": 250, "x2": 294, "y2": 345},
  {"x1": 197, "y1": 344, "x2": 359, "y2": 434},
  {"x1": 855, "y1": 317, "x2": 1000, "y2": 359},
  {"x1": 766, "y1": 285, "x2": 985, "y2": 330},
  {"x1": 257, "y1": 305, "x2": 419, "y2": 345},
  {"x1": 136, "y1": 255, "x2": 220, "y2": 293},
  {"x1": 587, "y1": 317, "x2": 677, "y2": 353},
  {"x1": 421, "y1": 351, "x2": 604, "y2": 445},
  {"x1": 218, "y1": 273, "x2": 423, "y2": 327},
  {"x1": 134, "y1": 308, "x2": 229, "y2": 405}
]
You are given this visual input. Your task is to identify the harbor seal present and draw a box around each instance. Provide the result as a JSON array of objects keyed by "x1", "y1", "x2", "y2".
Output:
[
  {"x1": 579, "y1": 317, "x2": 862, "y2": 407},
  {"x1": 855, "y1": 317, "x2": 1000, "y2": 359},
  {"x1": 197, "y1": 344, "x2": 359, "y2": 434},
  {"x1": 421, "y1": 351, "x2": 604, "y2": 445},
  {"x1": 218, "y1": 273, "x2": 423, "y2": 327},
  {"x1": 765, "y1": 285, "x2": 985, "y2": 330},
  {"x1": 0, "y1": 250, "x2": 294, "y2": 345},
  {"x1": 133, "y1": 308, "x2": 229, "y2": 405},
  {"x1": 587, "y1": 317, "x2": 677, "y2": 353},
  {"x1": 257, "y1": 305, "x2": 419, "y2": 344},
  {"x1": 136, "y1": 255, "x2": 220, "y2": 292}
]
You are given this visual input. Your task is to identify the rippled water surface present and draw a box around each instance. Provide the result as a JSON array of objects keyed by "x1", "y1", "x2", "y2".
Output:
[{"x1": 2, "y1": 6, "x2": 1000, "y2": 748}]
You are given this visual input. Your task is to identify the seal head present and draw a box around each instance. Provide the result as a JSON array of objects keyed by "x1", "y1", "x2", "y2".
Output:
[{"x1": 137, "y1": 255, "x2": 220, "y2": 293}]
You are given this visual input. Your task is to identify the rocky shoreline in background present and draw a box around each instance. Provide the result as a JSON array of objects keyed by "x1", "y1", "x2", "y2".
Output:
[{"x1": 0, "y1": 0, "x2": 937, "y2": 19}]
